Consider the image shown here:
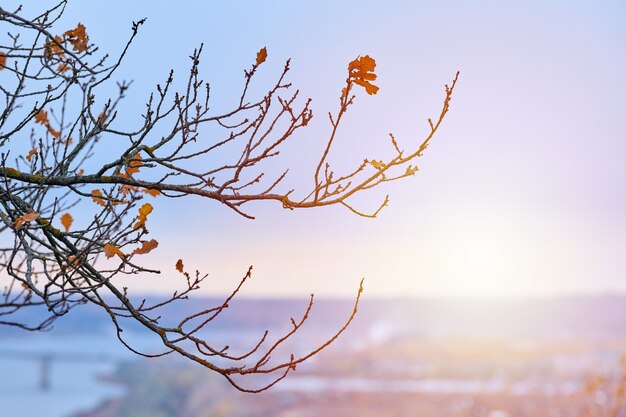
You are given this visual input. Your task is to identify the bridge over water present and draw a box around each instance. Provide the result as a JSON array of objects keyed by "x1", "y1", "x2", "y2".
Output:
[{"x1": 0, "y1": 349, "x2": 125, "y2": 391}]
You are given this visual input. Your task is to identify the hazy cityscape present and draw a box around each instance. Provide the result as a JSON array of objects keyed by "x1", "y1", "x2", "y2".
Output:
[{"x1": 3, "y1": 296, "x2": 626, "y2": 417}]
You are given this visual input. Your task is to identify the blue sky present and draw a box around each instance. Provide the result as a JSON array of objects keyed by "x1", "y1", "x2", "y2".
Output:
[{"x1": 8, "y1": 1, "x2": 626, "y2": 297}]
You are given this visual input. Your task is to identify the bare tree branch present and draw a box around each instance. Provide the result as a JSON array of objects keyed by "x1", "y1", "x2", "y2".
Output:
[{"x1": 0, "y1": 2, "x2": 459, "y2": 391}]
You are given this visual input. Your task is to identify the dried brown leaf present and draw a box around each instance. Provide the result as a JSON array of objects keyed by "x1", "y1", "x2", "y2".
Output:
[
  {"x1": 348, "y1": 55, "x2": 379, "y2": 95},
  {"x1": 175, "y1": 259, "x2": 184, "y2": 273},
  {"x1": 142, "y1": 188, "x2": 160, "y2": 197},
  {"x1": 133, "y1": 203, "x2": 153, "y2": 230},
  {"x1": 26, "y1": 149, "x2": 37, "y2": 162},
  {"x1": 48, "y1": 125, "x2": 61, "y2": 139},
  {"x1": 63, "y1": 23, "x2": 89, "y2": 53},
  {"x1": 60, "y1": 213, "x2": 73, "y2": 232},
  {"x1": 103, "y1": 243, "x2": 124, "y2": 259},
  {"x1": 14, "y1": 211, "x2": 39, "y2": 229},
  {"x1": 35, "y1": 109, "x2": 49, "y2": 125},
  {"x1": 57, "y1": 62, "x2": 71, "y2": 73},
  {"x1": 134, "y1": 239, "x2": 159, "y2": 255},
  {"x1": 44, "y1": 35, "x2": 65, "y2": 60},
  {"x1": 256, "y1": 47, "x2": 267, "y2": 66},
  {"x1": 126, "y1": 153, "x2": 142, "y2": 175},
  {"x1": 91, "y1": 189, "x2": 106, "y2": 206}
]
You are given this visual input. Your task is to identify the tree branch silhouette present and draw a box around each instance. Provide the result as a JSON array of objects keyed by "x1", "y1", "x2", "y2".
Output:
[{"x1": 0, "y1": 1, "x2": 459, "y2": 391}]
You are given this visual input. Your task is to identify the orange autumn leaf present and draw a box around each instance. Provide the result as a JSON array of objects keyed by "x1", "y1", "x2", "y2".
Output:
[
  {"x1": 63, "y1": 23, "x2": 89, "y2": 53},
  {"x1": 103, "y1": 243, "x2": 124, "y2": 259},
  {"x1": 67, "y1": 255, "x2": 80, "y2": 268},
  {"x1": 26, "y1": 149, "x2": 37, "y2": 162},
  {"x1": 354, "y1": 78, "x2": 379, "y2": 95},
  {"x1": 14, "y1": 211, "x2": 39, "y2": 229},
  {"x1": 142, "y1": 188, "x2": 160, "y2": 197},
  {"x1": 120, "y1": 184, "x2": 138, "y2": 196},
  {"x1": 44, "y1": 35, "x2": 65, "y2": 60},
  {"x1": 0, "y1": 52, "x2": 6, "y2": 69},
  {"x1": 133, "y1": 202, "x2": 153, "y2": 230},
  {"x1": 34, "y1": 109, "x2": 61, "y2": 138},
  {"x1": 348, "y1": 55, "x2": 379, "y2": 95},
  {"x1": 91, "y1": 189, "x2": 106, "y2": 206},
  {"x1": 35, "y1": 109, "x2": 49, "y2": 125},
  {"x1": 256, "y1": 47, "x2": 267, "y2": 66},
  {"x1": 348, "y1": 55, "x2": 376, "y2": 74},
  {"x1": 133, "y1": 239, "x2": 158, "y2": 255},
  {"x1": 91, "y1": 189, "x2": 124, "y2": 206},
  {"x1": 138, "y1": 203, "x2": 153, "y2": 217},
  {"x1": 97, "y1": 111, "x2": 108, "y2": 125},
  {"x1": 57, "y1": 62, "x2": 71, "y2": 73},
  {"x1": 175, "y1": 259, "x2": 184, "y2": 273},
  {"x1": 60, "y1": 213, "x2": 73, "y2": 232},
  {"x1": 47, "y1": 125, "x2": 61, "y2": 139},
  {"x1": 126, "y1": 153, "x2": 142, "y2": 175}
]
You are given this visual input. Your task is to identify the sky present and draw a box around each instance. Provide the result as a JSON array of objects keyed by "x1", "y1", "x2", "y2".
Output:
[{"x1": 7, "y1": 1, "x2": 626, "y2": 298}]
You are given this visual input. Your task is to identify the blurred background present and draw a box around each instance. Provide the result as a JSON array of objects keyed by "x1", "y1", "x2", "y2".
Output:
[{"x1": 1, "y1": 0, "x2": 625, "y2": 416}]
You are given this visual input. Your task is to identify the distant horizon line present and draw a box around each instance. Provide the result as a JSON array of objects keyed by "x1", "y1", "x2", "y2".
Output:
[{"x1": 121, "y1": 290, "x2": 626, "y2": 302}]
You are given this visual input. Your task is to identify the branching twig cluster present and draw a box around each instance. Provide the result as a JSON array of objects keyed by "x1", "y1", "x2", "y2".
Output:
[{"x1": 0, "y1": 1, "x2": 458, "y2": 391}]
